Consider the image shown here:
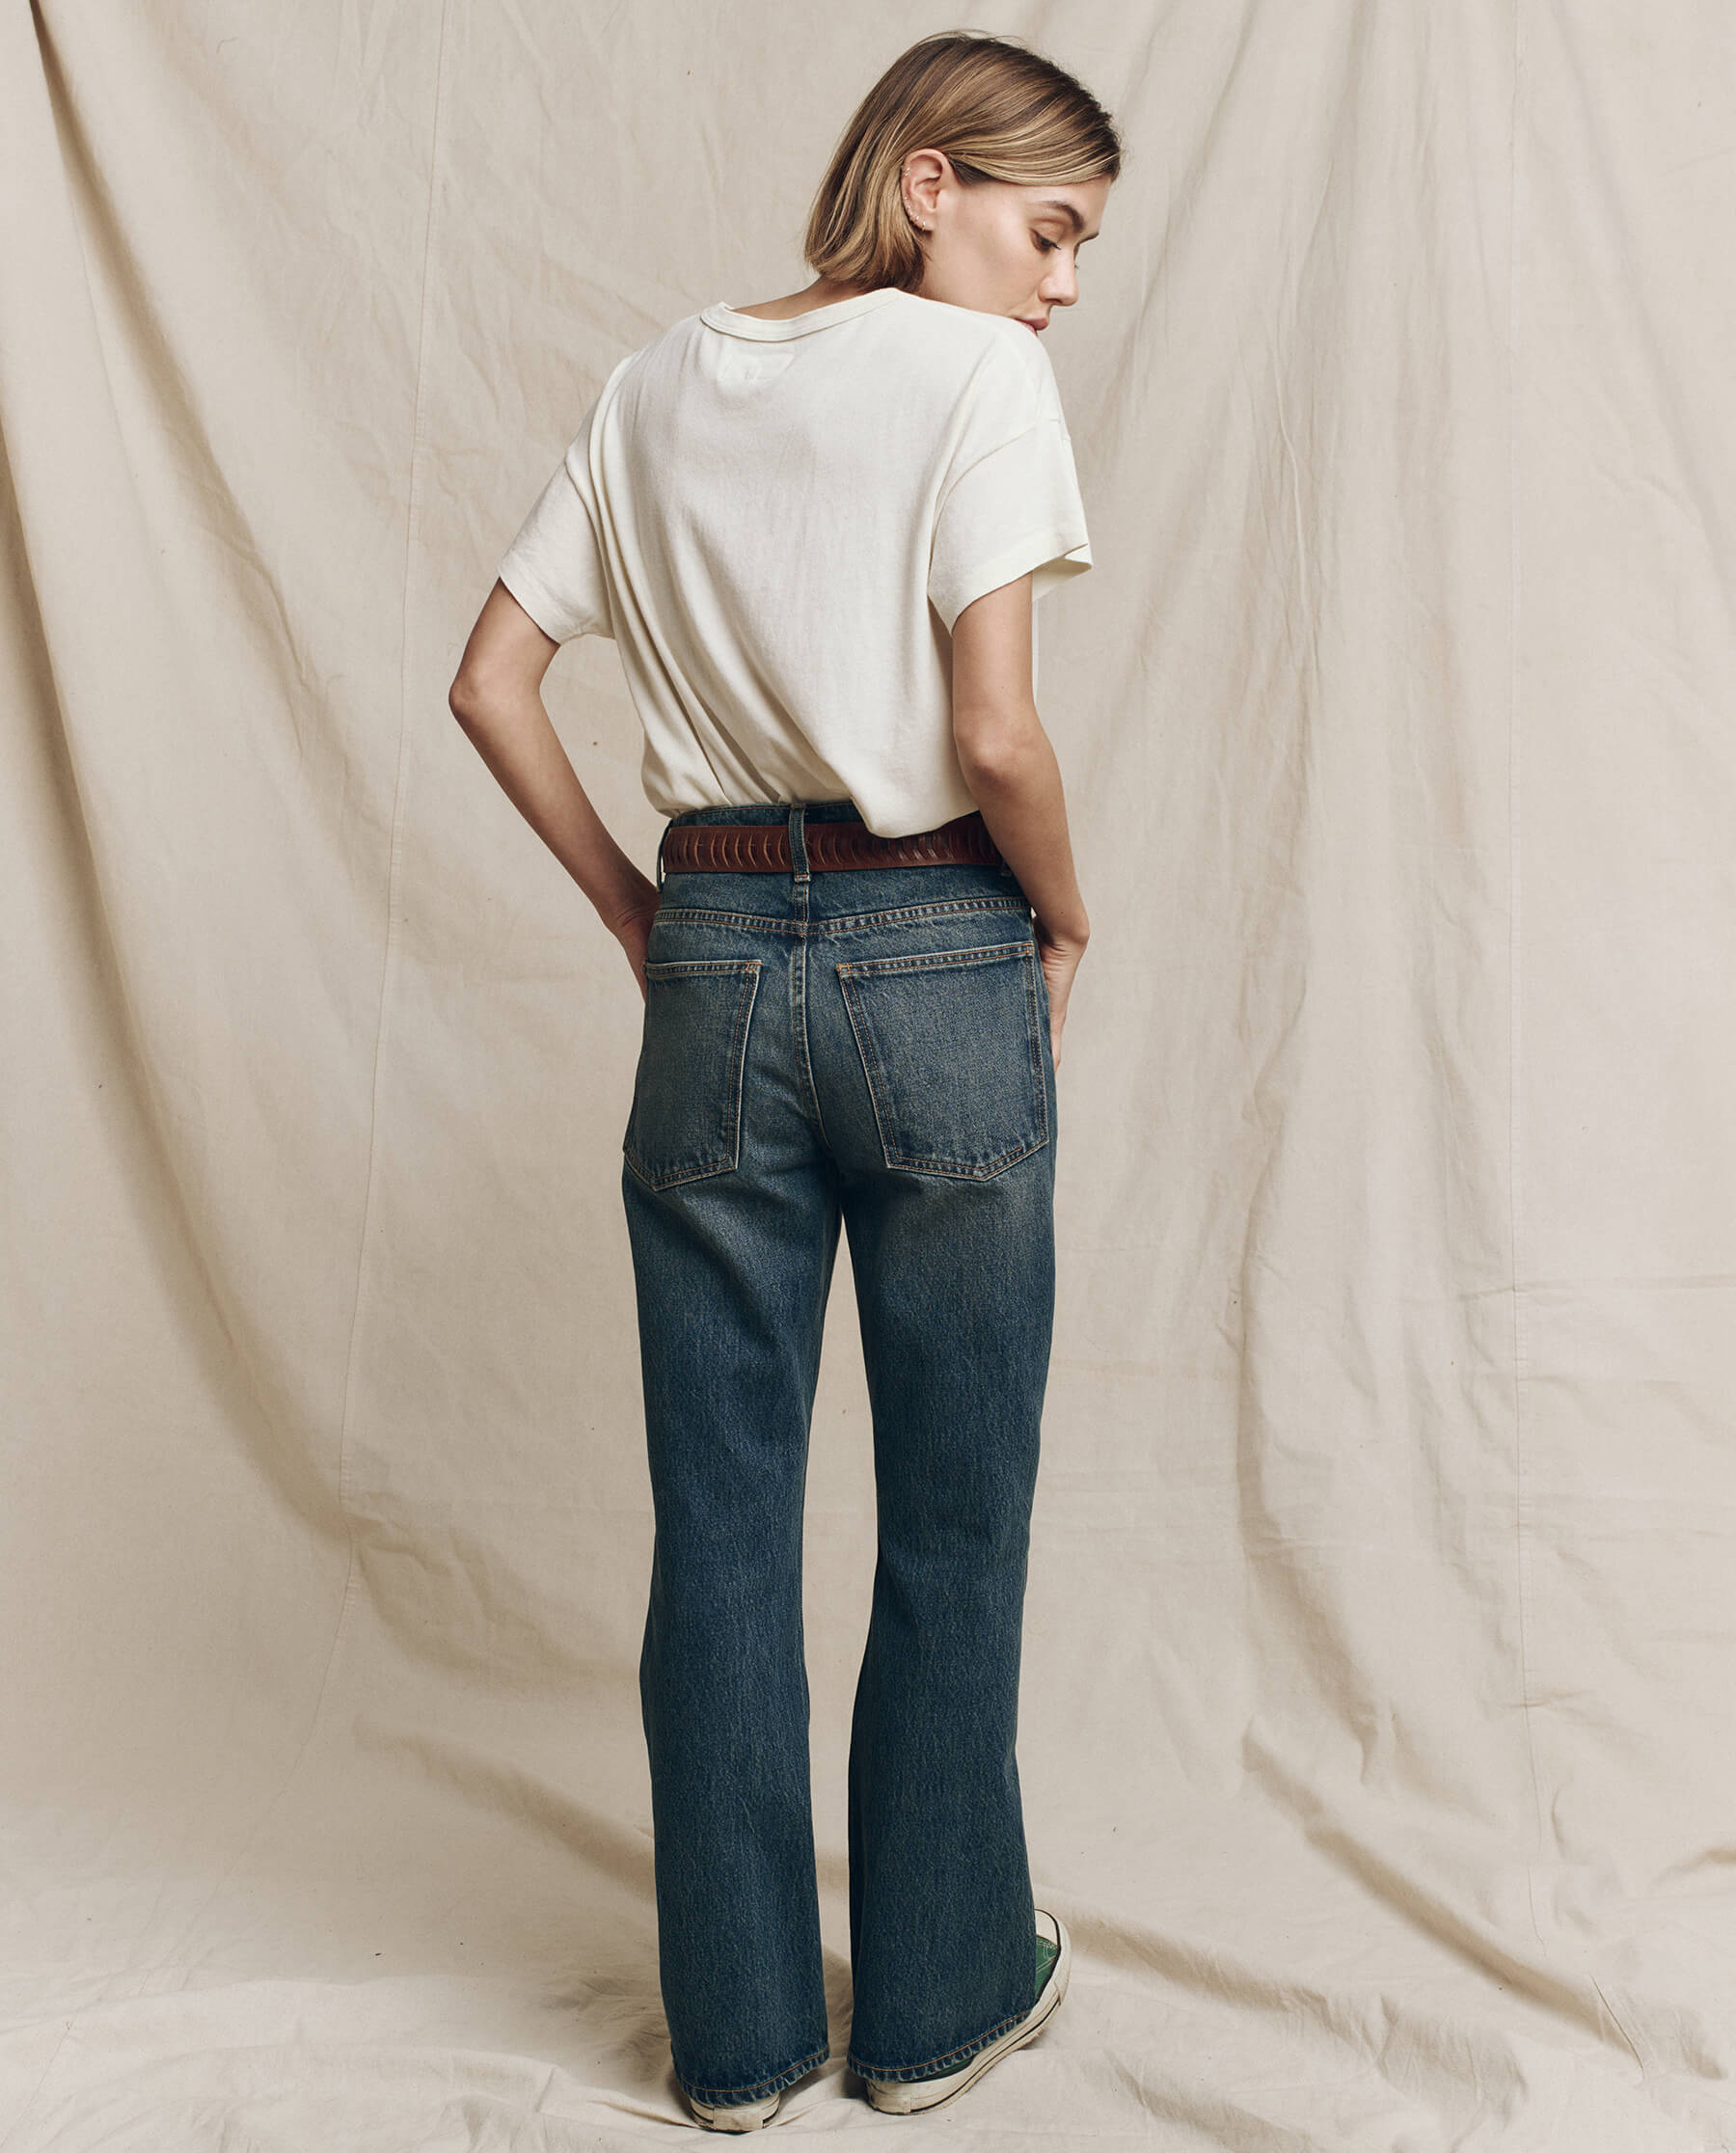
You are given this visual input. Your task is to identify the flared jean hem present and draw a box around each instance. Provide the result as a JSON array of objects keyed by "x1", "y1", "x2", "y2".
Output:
[
  {"x1": 677, "y1": 2036, "x2": 830, "y2": 2106},
  {"x1": 846, "y1": 1991, "x2": 1033, "y2": 2083}
]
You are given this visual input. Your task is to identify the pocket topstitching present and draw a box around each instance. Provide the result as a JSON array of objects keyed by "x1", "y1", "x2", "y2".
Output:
[
  {"x1": 834, "y1": 940, "x2": 1048, "y2": 1180},
  {"x1": 623, "y1": 957, "x2": 762, "y2": 1190}
]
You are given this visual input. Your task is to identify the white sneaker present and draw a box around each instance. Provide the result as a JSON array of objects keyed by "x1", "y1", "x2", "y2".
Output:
[
  {"x1": 860, "y1": 1909, "x2": 1071, "y2": 2115},
  {"x1": 686, "y1": 2085, "x2": 782, "y2": 2131}
]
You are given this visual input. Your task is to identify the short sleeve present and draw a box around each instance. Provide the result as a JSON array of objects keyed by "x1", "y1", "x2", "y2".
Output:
[
  {"x1": 926, "y1": 334, "x2": 1093, "y2": 636},
  {"x1": 495, "y1": 407, "x2": 615, "y2": 644}
]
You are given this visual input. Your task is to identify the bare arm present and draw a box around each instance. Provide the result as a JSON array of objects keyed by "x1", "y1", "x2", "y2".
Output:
[
  {"x1": 448, "y1": 581, "x2": 662, "y2": 995},
  {"x1": 949, "y1": 573, "x2": 1090, "y2": 1067}
]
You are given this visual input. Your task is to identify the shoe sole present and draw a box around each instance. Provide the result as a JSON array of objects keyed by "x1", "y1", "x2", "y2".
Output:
[
  {"x1": 687, "y1": 2088, "x2": 782, "y2": 2131},
  {"x1": 860, "y1": 1910, "x2": 1071, "y2": 2116}
]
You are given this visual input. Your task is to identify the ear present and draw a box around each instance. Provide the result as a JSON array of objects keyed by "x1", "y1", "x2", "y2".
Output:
[{"x1": 901, "y1": 148, "x2": 948, "y2": 230}]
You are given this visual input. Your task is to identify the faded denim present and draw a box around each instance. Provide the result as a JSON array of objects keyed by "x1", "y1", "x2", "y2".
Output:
[{"x1": 620, "y1": 798, "x2": 1057, "y2": 2110}]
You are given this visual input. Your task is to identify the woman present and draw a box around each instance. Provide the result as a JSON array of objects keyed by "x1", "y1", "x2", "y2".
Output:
[{"x1": 449, "y1": 29, "x2": 1119, "y2": 2131}]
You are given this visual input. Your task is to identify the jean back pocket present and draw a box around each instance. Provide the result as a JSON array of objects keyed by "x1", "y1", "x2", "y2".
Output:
[
  {"x1": 835, "y1": 939, "x2": 1048, "y2": 1180},
  {"x1": 624, "y1": 957, "x2": 763, "y2": 1190}
]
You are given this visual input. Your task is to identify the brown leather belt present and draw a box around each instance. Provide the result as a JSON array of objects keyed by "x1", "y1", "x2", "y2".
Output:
[{"x1": 661, "y1": 810, "x2": 1004, "y2": 875}]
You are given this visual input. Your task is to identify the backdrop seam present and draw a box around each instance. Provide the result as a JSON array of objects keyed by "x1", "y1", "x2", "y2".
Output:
[
  {"x1": 173, "y1": 0, "x2": 459, "y2": 1943},
  {"x1": 334, "y1": 0, "x2": 455, "y2": 1549},
  {"x1": 1506, "y1": 0, "x2": 1550, "y2": 1967}
]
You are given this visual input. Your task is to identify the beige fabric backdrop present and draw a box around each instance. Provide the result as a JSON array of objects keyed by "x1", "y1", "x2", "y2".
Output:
[{"x1": 4, "y1": 2, "x2": 1733, "y2": 2145}]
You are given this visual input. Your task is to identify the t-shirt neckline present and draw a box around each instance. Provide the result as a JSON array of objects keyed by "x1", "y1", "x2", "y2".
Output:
[{"x1": 700, "y1": 286, "x2": 908, "y2": 341}]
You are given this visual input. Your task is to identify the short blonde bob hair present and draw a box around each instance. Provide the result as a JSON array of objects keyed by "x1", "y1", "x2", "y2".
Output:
[{"x1": 803, "y1": 32, "x2": 1123, "y2": 293}]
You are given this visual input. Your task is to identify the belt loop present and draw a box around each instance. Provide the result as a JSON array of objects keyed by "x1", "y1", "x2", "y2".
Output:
[{"x1": 788, "y1": 803, "x2": 810, "y2": 884}]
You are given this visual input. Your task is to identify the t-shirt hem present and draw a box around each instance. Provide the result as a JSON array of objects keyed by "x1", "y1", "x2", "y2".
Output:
[
  {"x1": 932, "y1": 530, "x2": 1093, "y2": 635},
  {"x1": 498, "y1": 557, "x2": 581, "y2": 643}
]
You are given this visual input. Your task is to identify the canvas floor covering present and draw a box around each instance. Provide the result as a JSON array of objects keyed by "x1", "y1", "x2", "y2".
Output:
[{"x1": 4, "y1": 4, "x2": 1735, "y2": 2147}]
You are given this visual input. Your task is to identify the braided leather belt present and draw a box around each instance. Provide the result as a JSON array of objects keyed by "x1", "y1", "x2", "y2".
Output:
[{"x1": 661, "y1": 810, "x2": 1004, "y2": 874}]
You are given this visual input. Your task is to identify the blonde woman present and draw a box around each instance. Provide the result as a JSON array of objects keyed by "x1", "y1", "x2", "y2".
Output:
[{"x1": 450, "y1": 30, "x2": 1119, "y2": 2131}]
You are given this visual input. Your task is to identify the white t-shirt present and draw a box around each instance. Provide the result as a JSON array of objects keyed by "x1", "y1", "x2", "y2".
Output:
[{"x1": 493, "y1": 284, "x2": 1093, "y2": 839}]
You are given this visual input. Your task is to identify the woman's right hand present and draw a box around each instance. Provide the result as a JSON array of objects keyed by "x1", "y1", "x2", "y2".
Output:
[
  {"x1": 604, "y1": 872, "x2": 664, "y2": 999},
  {"x1": 1035, "y1": 924, "x2": 1088, "y2": 1071}
]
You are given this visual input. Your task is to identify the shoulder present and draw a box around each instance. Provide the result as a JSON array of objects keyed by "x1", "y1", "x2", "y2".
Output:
[
  {"x1": 884, "y1": 297, "x2": 1066, "y2": 426},
  {"x1": 570, "y1": 341, "x2": 663, "y2": 452},
  {"x1": 883, "y1": 292, "x2": 1046, "y2": 368}
]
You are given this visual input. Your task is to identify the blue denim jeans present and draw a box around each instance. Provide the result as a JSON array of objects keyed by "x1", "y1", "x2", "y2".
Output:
[{"x1": 620, "y1": 798, "x2": 1057, "y2": 2110}]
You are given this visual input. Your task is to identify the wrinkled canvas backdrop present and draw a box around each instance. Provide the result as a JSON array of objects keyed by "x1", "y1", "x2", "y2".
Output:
[{"x1": 4, "y1": 2, "x2": 1734, "y2": 2146}]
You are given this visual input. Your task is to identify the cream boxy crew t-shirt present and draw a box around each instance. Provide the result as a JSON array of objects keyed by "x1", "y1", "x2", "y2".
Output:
[{"x1": 494, "y1": 284, "x2": 1093, "y2": 840}]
